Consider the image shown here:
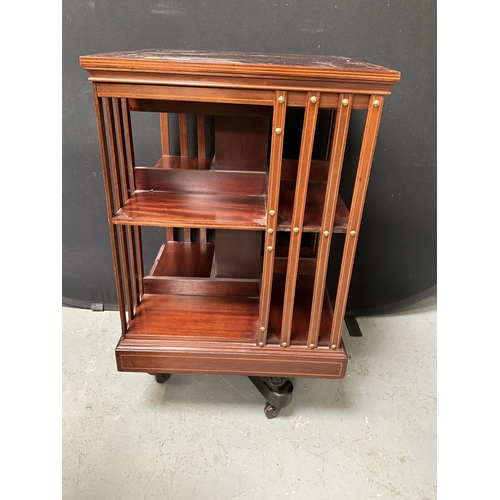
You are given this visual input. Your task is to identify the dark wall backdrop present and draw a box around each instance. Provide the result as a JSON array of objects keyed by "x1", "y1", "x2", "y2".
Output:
[{"x1": 62, "y1": 0, "x2": 436, "y2": 314}]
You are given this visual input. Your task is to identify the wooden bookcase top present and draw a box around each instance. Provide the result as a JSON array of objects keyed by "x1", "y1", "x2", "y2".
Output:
[{"x1": 80, "y1": 49, "x2": 400, "y2": 89}]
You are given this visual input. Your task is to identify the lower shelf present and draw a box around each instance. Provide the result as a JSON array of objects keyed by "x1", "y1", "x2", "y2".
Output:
[
  {"x1": 126, "y1": 293, "x2": 259, "y2": 342},
  {"x1": 116, "y1": 337, "x2": 348, "y2": 379}
]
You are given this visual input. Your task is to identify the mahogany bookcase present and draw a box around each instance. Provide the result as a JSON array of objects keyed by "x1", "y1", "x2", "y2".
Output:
[{"x1": 80, "y1": 50, "x2": 400, "y2": 418}]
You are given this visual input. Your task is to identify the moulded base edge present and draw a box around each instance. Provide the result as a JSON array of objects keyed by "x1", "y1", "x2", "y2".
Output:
[{"x1": 115, "y1": 337, "x2": 348, "y2": 379}]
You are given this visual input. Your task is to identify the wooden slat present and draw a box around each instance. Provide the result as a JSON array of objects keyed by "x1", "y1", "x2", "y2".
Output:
[
  {"x1": 104, "y1": 97, "x2": 130, "y2": 330},
  {"x1": 199, "y1": 228, "x2": 207, "y2": 244},
  {"x1": 330, "y1": 95, "x2": 385, "y2": 349},
  {"x1": 106, "y1": 99, "x2": 134, "y2": 323},
  {"x1": 280, "y1": 92, "x2": 320, "y2": 348},
  {"x1": 307, "y1": 94, "x2": 352, "y2": 348},
  {"x1": 160, "y1": 113, "x2": 170, "y2": 155},
  {"x1": 256, "y1": 91, "x2": 287, "y2": 346},
  {"x1": 105, "y1": 99, "x2": 124, "y2": 207},
  {"x1": 183, "y1": 228, "x2": 191, "y2": 242},
  {"x1": 113, "y1": 98, "x2": 129, "y2": 202},
  {"x1": 123, "y1": 99, "x2": 144, "y2": 298},
  {"x1": 178, "y1": 113, "x2": 189, "y2": 157},
  {"x1": 115, "y1": 97, "x2": 139, "y2": 312},
  {"x1": 197, "y1": 115, "x2": 206, "y2": 159},
  {"x1": 160, "y1": 112, "x2": 171, "y2": 242},
  {"x1": 94, "y1": 92, "x2": 127, "y2": 332}
]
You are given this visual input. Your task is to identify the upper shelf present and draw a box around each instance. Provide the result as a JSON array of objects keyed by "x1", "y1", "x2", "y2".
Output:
[
  {"x1": 112, "y1": 156, "x2": 349, "y2": 231},
  {"x1": 113, "y1": 191, "x2": 267, "y2": 230},
  {"x1": 80, "y1": 49, "x2": 400, "y2": 94}
]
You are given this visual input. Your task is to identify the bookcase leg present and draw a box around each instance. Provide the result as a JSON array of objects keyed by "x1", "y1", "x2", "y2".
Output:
[
  {"x1": 345, "y1": 316, "x2": 363, "y2": 337},
  {"x1": 248, "y1": 376, "x2": 294, "y2": 419}
]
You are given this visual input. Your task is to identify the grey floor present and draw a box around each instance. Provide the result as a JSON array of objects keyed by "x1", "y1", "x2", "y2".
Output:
[{"x1": 62, "y1": 292, "x2": 436, "y2": 500}]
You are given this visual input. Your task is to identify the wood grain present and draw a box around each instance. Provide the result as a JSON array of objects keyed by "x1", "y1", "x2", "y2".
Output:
[
  {"x1": 81, "y1": 49, "x2": 401, "y2": 87},
  {"x1": 116, "y1": 336, "x2": 348, "y2": 379},
  {"x1": 280, "y1": 92, "x2": 319, "y2": 347},
  {"x1": 113, "y1": 191, "x2": 266, "y2": 229},
  {"x1": 277, "y1": 180, "x2": 349, "y2": 233},
  {"x1": 125, "y1": 293, "x2": 259, "y2": 342},
  {"x1": 148, "y1": 242, "x2": 214, "y2": 278},
  {"x1": 134, "y1": 167, "x2": 267, "y2": 195}
]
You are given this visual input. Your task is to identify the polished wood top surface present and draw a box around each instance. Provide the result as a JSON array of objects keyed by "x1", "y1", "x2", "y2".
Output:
[{"x1": 80, "y1": 49, "x2": 400, "y2": 84}]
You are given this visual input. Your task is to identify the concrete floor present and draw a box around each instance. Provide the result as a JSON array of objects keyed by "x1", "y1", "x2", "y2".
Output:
[{"x1": 62, "y1": 293, "x2": 436, "y2": 500}]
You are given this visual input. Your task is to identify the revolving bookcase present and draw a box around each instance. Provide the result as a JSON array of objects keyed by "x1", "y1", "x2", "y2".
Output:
[{"x1": 80, "y1": 50, "x2": 400, "y2": 417}]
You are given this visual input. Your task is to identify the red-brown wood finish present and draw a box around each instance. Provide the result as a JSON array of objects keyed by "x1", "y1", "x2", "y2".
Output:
[
  {"x1": 81, "y1": 50, "x2": 399, "y2": 380},
  {"x1": 280, "y1": 92, "x2": 319, "y2": 347}
]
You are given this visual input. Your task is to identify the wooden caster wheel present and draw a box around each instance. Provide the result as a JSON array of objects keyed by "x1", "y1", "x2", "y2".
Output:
[
  {"x1": 149, "y1": 373, "x2": 171, "y2": 384},
  {"x1": 264, "y1": 403, "x2": 280, "y2": 419}
]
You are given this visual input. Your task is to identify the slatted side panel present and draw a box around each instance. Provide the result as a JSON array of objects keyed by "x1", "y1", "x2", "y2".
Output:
[
  {"x1": 257, "y1": 91, "x2": 383, "y2": 352},
  {"x1": 114, "y1": 98, "x2": 141, "y2": 314},
  {"x1": 94, "y1": 90, "x2": 144, "y2": 333}
]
